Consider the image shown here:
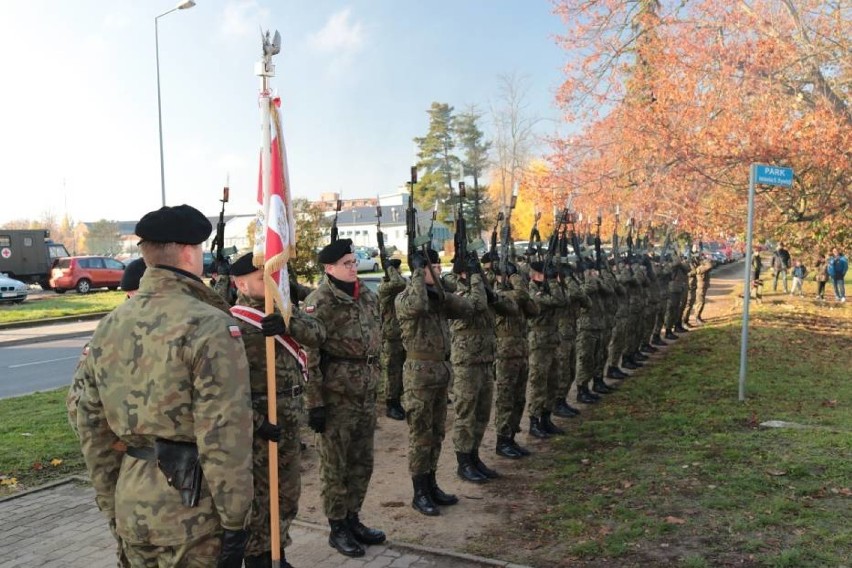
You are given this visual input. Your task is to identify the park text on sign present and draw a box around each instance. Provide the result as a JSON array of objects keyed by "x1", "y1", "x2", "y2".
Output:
[{"x1": 755, "y1": 164, "x2": 794, "y2": 187}]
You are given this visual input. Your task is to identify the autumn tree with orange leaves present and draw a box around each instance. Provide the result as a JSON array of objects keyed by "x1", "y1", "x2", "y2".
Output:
[{"x1": 548, "y1": 0, "x2": 850, "y2": 254}]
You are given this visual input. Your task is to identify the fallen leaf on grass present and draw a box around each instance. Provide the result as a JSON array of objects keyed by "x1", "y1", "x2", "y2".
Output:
[
  {"x1": 50, "y1": 458, "x2": 63, "y2": 467},
  {"x1": 379, "y1": 501, "x2": 405, "y2": 508},
  {"x1": 821, "y1": 400, "x2": 837, "y2": 408},
  {"x1": 664, "y1": 516, "x2": 687, "y2": 525},
  {"x1": 622, "y1": 480, "x2": 634, "y2": 489},
  {"x1": 765, "y1": 469, "x2": 787, "y2": 476},
  {"x1": 32, "y1": 462, "x2": 43, "y2": 471},
  {"x1": 0, "y1": 476, "x2": 18, "y2": 487},
  {"x1": 20, "y1": 432, "x2": 32, "y2": 437}
]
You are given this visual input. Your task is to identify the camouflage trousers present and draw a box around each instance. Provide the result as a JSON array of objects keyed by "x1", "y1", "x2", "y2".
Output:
[
  {"x1": 246, "y1": 409, "x2": 301, "y2": 556},
  {"x1": 682, "y1": 287, "x2": 697, "y2": 323},
  {"x1": 122, "y1": 531, "x2": 220, "y2": 567},
  {"x1": 665, "y1": 291, "x2": 684, "y2": 331},
  {"x1": 575, "y1": 328, "x2": 605, "y2": 386},
  {"x1": 318, "y1": 392, "x2": 377, "y2": 520},
  {"x1": 527, "y1": 345, "x2": 559, "y2": 417},
  {"x1": 452, "y1": 363, "x2": 494, "y2": 453},
  {"x1": 555, "y1": 336, "x2": 576, "y2": 404},
  {"x1": 607, "y1": 317, "x2": 628, "y2": 368},
  {"x1": 381, "y1": 341, "x2": 405, "y2": 401},
  {"x1": 402, "y1": 359, "x2": 451, "y2": 476},
  {"x1": 695, "y1": 285, "x2": 709, "y2": 319},
  {"x1": 626, "y1": 310, "x2": 643, "y2": 354},
  {"x1": 494, "y1": 356, "x2": 528, "y2": 437},
  {"x1": 655, "y1": 299, "x2": 667, "y2": 336},
  {"x1": 642, "y1": 305, "x2": 657, "y2": 347}
]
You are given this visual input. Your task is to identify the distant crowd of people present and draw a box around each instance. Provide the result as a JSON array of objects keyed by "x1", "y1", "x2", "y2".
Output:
[{"x1": 751, "y1": 243, "x2": 847, "y2": 302}]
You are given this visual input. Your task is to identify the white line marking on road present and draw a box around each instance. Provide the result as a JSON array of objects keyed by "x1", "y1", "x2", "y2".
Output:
[{"x1": 9, "y1": 356, "x2": 79, "y2": 369}]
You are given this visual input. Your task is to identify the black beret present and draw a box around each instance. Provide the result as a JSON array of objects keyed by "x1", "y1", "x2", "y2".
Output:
[
  {"x1": 230, "y1": 252, "x2": 259, "y2": 277},
  {"x1": 120, "y1": 258, "x2": 147, "y2": 291},
  {"x1": 135, "y1": 204, "x2": 212, "y2": 244},
  {"x1": 318, "y1": 238, "x2": 354, "y2": 264},
  {"x1": 529, "y1": 261, "x2": 545, "y2": 273},
  {"x1": 427, "y1": 248, "x2": 440, "y2": 264},
  {"x1": 480, "y1": 252, "x2": 496, "y2": 264}
]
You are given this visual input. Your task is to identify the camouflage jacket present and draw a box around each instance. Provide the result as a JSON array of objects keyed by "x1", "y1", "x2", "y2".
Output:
[
  {"x1": 494, "y1": 273, "x2": 538, "y2": 359},
  {"x1": 577, "y1": 274, "x2": 606, "y2": 331},
  {"x1": 445, "y1": 273, "x2": 514, "y2": 366},
  {"x1": 303, "y1": 275, "x2": 381, "y2": 409},
  {"x1": 696, "y1": 259, "x2": 713, "y2": 289},
  {"x1": 377, "y1": 265, "x2": 407, "y2": 344},
  {"x1": 669, "y1": 259, "x2": 689, "y2": 293},
  {"x1": 233, "y1": 293, "x2": 325, "y2": 429},
  {"x1": 615, "y1": 267, "x2": 634, "y2": 316},
  {"x1": 599, "y1": 270, "x2": 619, "y2": 326},
  {"x1": 527, "y1": 278, "x2": 566, "y2": 348},
  {"x1": 557, "y1": 276, "x2": 589, "y2": 340},
  {"x1": 656, "y1": 262, "x2": 672, "y2": 300},
  {"x1": 395, "y1": 268, "x2": 474, "y2": 377},
  {"x1": 75, "y1": 267, "x2": 253, "y2": 545}
]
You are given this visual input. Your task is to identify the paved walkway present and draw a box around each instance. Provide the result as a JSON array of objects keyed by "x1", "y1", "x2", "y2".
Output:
[
  {"x1": 0, "y1": 479, "x2": 526, "y2": 568},
  {"x1": 0, "y1": 319, "x2": 100, "y2": 347}
]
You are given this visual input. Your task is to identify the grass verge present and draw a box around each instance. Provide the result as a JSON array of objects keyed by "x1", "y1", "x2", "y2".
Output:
[
  {"x1": 475, "y1": 298, "x2": 850, "y2": 567},
  {"x1": 0, "y1": 388, "x2": 86, "y2": 494},
  {"x1": 0, "y1": 291, "x2": 124, "y2": 324}
]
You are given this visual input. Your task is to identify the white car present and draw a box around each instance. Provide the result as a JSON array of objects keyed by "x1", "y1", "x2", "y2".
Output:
[
  {"x1": 354, "y1": 251, "x2": 380, "y2": 273},
  {"x1": 0, "y1": 273, "x2": 29, "y2": 303}
]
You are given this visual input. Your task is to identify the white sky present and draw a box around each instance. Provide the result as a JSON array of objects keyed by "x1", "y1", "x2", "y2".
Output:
[{"x1": 0, "y1": 0, "x2": 567, "y2": 224}]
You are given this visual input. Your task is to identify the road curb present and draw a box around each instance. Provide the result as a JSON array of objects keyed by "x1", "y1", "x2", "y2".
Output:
[
  {"x1": 0, "y1": 330, "x2": 95, "y2": 348},
  {"x1": 0, "y1": 312, "x2": 107, "y2": 331}
]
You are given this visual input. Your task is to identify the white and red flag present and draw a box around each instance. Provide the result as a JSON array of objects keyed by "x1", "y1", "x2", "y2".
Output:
[{"x1": 253, "y1": 93, "x2": 296, "y2": 324}]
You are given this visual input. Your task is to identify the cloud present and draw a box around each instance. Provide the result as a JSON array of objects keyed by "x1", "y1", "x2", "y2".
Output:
[
  {"x1": 221, "y1": 0, "x2": 270, "y2": 38},
  {"x1": 308, "y1": 8, "x2": 365, "y2": 55}
]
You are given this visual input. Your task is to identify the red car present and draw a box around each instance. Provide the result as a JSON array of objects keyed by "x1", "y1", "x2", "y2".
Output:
[{"x1": 49, "y1": 256, "x2": 125, "y2": 294}]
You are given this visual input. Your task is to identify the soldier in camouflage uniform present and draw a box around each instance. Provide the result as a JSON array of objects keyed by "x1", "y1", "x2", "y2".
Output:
[
  {"x1": 486, "y1": 257, "x2": 539, "y2": 459},
  {"x1": 229, "y1": 253, "x2": 326, "y2": 568},
  {"x1": 595, "y1": 262, "x2": 620, "y2": 394},
  {"x1": 682, "y1": 256, "x2": 700, "y2": 327},
  {"x1": 395, "y1": 249, "x2": 474, "y2": 516},
  {"x1": 526, "y1": 261, "x2": 567, "y2": 437},
  {"x1": 554, "y1": 260, "x2": 589, "y2": 415},
  {"x1": 446, "y1": 252, "x2": 513, "y2": 482},
  {"x1": 74, "y1": 205, "x2": 254, "y2": 568},
  {"x1": 665, "y1": 255, "x2": 688, "y2": 339},
  {"x1": 653, "y1": 256, "x2": 671, "y2": 346},
  {"x1": 606, "y1": 258, "x2": 632, "y2": 379},
  {"x1": 303, "y1": 239, "x2": 385, "y2": 558},
  {"x1": 574, "y1": 261, "x2": 607, "y2": 404},
  {"x1": 693, "y1": 256, "x2": 714, "y2": 323},
  {"x1": 377, "y1": 260, "x2": 407, "y2": 420},
  {"x1": 639, "y1": 255, "x2": 661, "y2": 355}
]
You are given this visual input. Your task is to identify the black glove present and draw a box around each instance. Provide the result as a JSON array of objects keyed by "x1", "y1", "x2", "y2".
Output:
[
  {"x1": 410, "y1": 251, "x2": 428, "y2": 270},
  {"x1": 389, "y1": 258, "x2": 402, "y2": 270},
  {"x1": 256, "y1": 417, "x2": 282, "y2": 442},
  {"x1": 452, "y1": 255, "x2": 466, "y2": 275},
  {"x1": 260, "y1": 313, "x2": 287, "y2": 337},
  {"x1": 217, "y1": 528, "x2": 250, "y2": 568},
  {"x1": 289, "y1": 280, "x2": 301, "y2": 306},
  {"x1": 545, "y1": 264, "x2": 558, "y2": 280},
  {"x1": 505, "y1": 262, "x2": 518, "y2": 277},
  {"x1": 485, "y1": 287, "x2": 498, "y2": 304},
  {"x1": 467, "y1": 253, "x2": 481, "y2": 275},
  {"x1": 308, "y1": 407, "x2": 326, "y2": 433},
  {"x1": 426, "y1": 285, "x2": 440, "y2": 300}
]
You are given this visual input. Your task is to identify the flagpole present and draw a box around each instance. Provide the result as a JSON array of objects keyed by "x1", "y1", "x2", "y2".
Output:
[{"x1": 257, "y1": 32, "x2": 281, "y2": 568}]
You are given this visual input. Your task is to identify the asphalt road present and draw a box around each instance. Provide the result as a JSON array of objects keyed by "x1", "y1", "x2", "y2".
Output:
[{"x1": 0, "y1": 336, "x2": 89, "y2": 399}]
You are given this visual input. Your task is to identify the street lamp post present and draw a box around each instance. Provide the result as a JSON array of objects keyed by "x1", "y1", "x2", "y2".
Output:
[{"x1": 155, "y1": 0, "x2": 196, "y2": 207}]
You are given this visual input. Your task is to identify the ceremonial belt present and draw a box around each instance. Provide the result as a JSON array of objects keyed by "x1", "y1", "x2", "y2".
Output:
[
  {"x1": 327, "y1": 354, "x2": 380, "y2": 366},
  {"x1": 230, "y1": 305, "x2": 309, "y2": 383},
  {"x1": 406, "y1": 351, "x2": 447, "y2": 362},
  {"x1": 253, "y1": 385, "x2": 302, "y2": 399}
]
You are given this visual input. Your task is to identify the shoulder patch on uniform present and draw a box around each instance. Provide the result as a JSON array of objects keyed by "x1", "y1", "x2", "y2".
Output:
[
  {"x1": 305, "y1": 305, "x2": 316, "y2": 314},
  {"x1": 81, "y1": 345, "x2": 90, "y2": 357},
  {"x1": 228, "y1": 325, "x2": 242, "y2": 338}
]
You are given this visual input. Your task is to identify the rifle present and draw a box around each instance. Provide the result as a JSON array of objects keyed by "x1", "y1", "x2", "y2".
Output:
[
  {"x1": 613, "y1": 205, "x2": 620, "y2": 261},
  {"x1": 406, "y1": 166, "x2": 419, "y2": 270},
  {"x1": 542, "y1": 208, "x2": 570, "y2": 281},
  {"x1": 594, "y1": 209, "x2": 603, "y2": 270},
  {"x1": 626, "y1": 216, "x2": 635, "y2": 261},
  {"x1": 330, "y1": 198, "x2": 342, "y2": 243},
  {"x1": 527, "y1": 211, "x2": 542, "y2": 262},
  {"x1": 454, "y1": 182, "x2": 469, "y2": 267},
  {"x1": 212, "y1": 184, "x2": 230, "y2": 276},
  {"x1": 499, "y1": 192, "x2": 517, "y2": 286},
  {"x1": 375, "y1": 200, "x2": 390, "y2": 280},
  {"x1": 490, "y1": 211, "x2": 503, "y2": 272}
]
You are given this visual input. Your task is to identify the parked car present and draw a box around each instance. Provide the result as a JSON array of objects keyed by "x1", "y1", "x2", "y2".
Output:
[
  {"x1": 49, "y1": 256, "x2": 125, "y2": 294},
  {"x1": 354, "y1": 251, "x2": 380, "y2": 273},
  {"x1": 0, "y1": 273, "x2": 28, "y2": 303},
  {"x1": 360, "y1": 275, "x2": 382, "y2": 294}
]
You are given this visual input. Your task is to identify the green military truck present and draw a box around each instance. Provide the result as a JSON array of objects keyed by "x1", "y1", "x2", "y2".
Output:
[{"x1": 0, "y1": 229, "x2": 70, "y2": 289}]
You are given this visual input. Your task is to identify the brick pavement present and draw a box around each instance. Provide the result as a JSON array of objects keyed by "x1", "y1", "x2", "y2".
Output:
[{"x1": 0, "y1": 479, "x2": 529, "y2": 568}]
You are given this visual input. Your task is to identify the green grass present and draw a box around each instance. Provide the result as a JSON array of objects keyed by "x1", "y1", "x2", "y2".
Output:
[
  {"x1": 0, "y1": 388, "x2": 86, "y2": 492},
  {"x1": 476, "y1": 296, "x2": 851, "y2": 567},
  {"x1": 0, "y1": 291, "x2": 124, "y2": 323}
]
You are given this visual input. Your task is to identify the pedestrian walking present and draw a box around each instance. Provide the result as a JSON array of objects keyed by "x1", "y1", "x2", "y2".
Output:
[{"x1": 828, "y1": 248, "x2": 847, "y2": 302}]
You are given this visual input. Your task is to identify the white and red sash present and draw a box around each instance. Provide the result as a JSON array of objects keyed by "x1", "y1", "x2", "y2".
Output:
[{"x1": 230, "y1": 305, "x2": 308, "y2": 383}]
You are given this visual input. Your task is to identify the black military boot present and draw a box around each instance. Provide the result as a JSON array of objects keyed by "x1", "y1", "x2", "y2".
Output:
[
  {"x1": 652, "y1": 334, "x2": 667, "y2": 346},
  {"x1": 456, "y1": 451, "x2": 489, "y2": 483},
  {"x1": 385, "y1": 399, "x2": 405, "y2": 421},
  {"x1": 577, "y1": 384, "x2": 599, "y2": 404},
  {"x1": 665, "y1": 329, "x2": 679, "y2": 340},
  {"x1": 510, "y1": 433, "x2": 531, "y2": 456},
  {"x1": 427, "y1": 470, "x2": 458, "y2": 505},
  {"x1": 554, "y1": 398, "x2": 580, "y2": 417},
  {"x1": 328, "y1": 518, "x2": 365, "y2": 557},
  {"x1": 541, "y1": 411, "x2": 565, "y2": 435},
  {"x1": 593, "y1": 376, "x2": 616, "y2": 394},
  {"x1": 643, "y1": 342, "x2": 659, "y2": 353},
  {"x1": 622, "y1": 356, "x2": 640, "y2": 370},
  {"x1": 347, "y1": 511, "x2": 386, "y2": 545},
  {"x1": 496, "y1": 435, "x2": 524, "y2": 459},
  {"x1": 472, "y1": 447, "x2": 500, "y2": 479},
  {"x1": 244, "y1": 553, "x2": 272, "y2": 568},
  {"x1": 411, "y1": 474, "x2": 440, "y2": 516},
  {"x1": 529, "y1": 416, "x2": 551, "y2": 438},
  {"x1": 280, "y1": 549, "x2": 294, "y2": 568},
  {"x1": 607, "y1": 365, "x2": 629, "y2": 379},
  {"x1": 633, "y1": 351, "x2": 649, "y2": 362}
]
